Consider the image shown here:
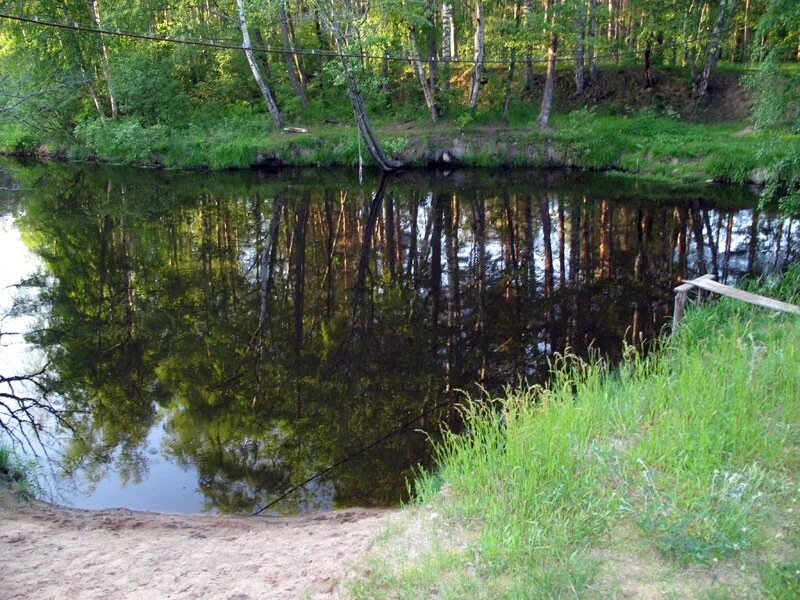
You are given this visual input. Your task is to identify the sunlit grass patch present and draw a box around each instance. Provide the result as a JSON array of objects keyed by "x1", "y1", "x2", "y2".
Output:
[{"x1": 352, "y1": 264, "x2": 800, "y2": 598}]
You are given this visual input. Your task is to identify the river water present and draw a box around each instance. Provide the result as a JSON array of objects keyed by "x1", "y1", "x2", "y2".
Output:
[{"x1": 0, "y1": 160, "x2": 795, "y2": 514}]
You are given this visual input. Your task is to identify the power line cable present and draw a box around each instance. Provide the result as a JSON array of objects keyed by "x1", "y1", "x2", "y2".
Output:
[{"x1": 0, "y1": 12, "x2": 732, "y2": 67}]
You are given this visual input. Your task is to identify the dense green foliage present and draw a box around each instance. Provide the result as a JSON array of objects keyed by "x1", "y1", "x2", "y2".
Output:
[
  {"x1": 352, "y1": 265, "x2": 800, "y2": 597},
  {"x1": 0, "y1": 1, "x2": 797, "y2": 190}
]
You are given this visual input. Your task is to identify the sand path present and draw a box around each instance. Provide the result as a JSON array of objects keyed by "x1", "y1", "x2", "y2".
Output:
[{"x1": 0, "y1": 492, "x2": 388, "y2": 599}]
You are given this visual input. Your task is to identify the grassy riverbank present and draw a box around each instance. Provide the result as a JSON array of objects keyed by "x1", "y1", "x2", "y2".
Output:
[
  {"x1": 351, "y1": 265, "x2": 800, "y2": 598},
  {"x1": 1, "y1": 66, "x2": 797, "y2": 188},
  {"x1": 2, "y1": 112, "x2": 797, "y2": 187}
]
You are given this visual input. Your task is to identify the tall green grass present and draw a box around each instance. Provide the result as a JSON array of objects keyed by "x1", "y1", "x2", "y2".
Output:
[
  {"x1": 352, "y1": 265, "x2": 800, "y2": 598},
  {"x1": 0, "y1": 442, "x2": 37, "y2": 500}
]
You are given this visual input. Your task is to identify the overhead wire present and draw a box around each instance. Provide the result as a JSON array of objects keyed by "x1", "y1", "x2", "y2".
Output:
[{"x1": 0, "y1": 12, "x2": 732, "y2": 67}]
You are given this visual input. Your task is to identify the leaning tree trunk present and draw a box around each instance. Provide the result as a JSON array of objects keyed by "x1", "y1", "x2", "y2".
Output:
[
  {"x1": 278, "y1": 0, "x2": 308, "y2": 110},
  {"x1": 694, "y1": 0, "x2": 739, "y2": 99},
  {"x1": 409, "y1": 27, "x2": 438, "y2": 122},
  {"x1": 236, "y1": 0, "x2": 283, "y2": 129},
  {"x1": 538, "y1": 29, "x2": 558, "y2": 128},
  {"x1": 87, "y1": 0, "x2": 118, "y2": 118},
  {"x1": 468, "y1": 1, "x2": 485, "y2": 109},
  {"x1": 331, "y1": 29, "x2": 402, "y2": 171}
]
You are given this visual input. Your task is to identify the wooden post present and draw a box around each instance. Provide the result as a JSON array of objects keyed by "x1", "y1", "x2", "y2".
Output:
[{"x1": 672, "y1": 288, "x2": 689, "y2": 335}]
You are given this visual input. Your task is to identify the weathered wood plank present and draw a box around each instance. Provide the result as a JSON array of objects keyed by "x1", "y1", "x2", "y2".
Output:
[
  {"x1": 685, "y1": 277, "x2": 800, "y2": 315},
  {"x1": 674, "y1": 273, "x2": 715, "y2": 293}
]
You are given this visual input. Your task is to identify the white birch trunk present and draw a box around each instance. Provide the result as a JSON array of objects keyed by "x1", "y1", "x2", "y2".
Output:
[{"x1": 236, "y1": 0, "x2": 283, "y2": 129}]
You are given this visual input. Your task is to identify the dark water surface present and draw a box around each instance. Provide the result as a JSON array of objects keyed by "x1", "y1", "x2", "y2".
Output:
[{"x1": 0, "y1": 160, "x2": 796, "y2": 514}]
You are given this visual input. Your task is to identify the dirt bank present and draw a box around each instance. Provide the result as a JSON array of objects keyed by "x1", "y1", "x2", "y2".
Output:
[{"x1": 0, "y1": 491, "x2": 389, "y2": 599}]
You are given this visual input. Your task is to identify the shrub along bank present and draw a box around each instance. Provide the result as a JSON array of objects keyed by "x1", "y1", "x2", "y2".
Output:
[{"x1": 351, "y1": 265, "x2": 800, "y2": 598}]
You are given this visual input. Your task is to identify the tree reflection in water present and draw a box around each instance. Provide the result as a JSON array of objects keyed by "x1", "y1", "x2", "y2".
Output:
[{"x1": 2, "y1": 161, "x2": 795, "y2": 513}]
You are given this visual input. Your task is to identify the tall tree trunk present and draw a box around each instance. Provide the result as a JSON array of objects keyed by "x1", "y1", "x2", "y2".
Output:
[
  {"x1": 87, "y1": 0, "x2": 118, "y2": 118},
  {"x1": 523, "y1": 0, "x2": 536, "y2": 94},
  {"x1": 588, "y1": 0, "x2": 598, "y2": 80},
  {"x1": 742, "y1": 0, "x2": 751, "y2": 60},
  {"x1": 502, "y1": 2, "x2": 521, "y2": 121},
  {"x1": 409, "y1": 27, "x2": 438, "y2": 122},
  {"x1": 644, "y1": 37, "x2": 655, "y2": 87},
  {"x1": 236, "y1": 0, "x2": 283, "y2": 128},
  {"x1": 468, "y1": 2, "x2": 485, "y2": 110},
  {"x1": 693, "y1": 0, "x2": 739, "y2": 99},
  {"x1": 538, "y1": 27, "x2": 558, "y2": 128},
  {"x1": 574, "y1": 2, "x2": 586, "y2": 94},
  {"x1": 279, "y1": 0, "x2": 308, "y2": 110},
  {"x1": 441, "y1": 1, "x2": 454, "y2": 92}
]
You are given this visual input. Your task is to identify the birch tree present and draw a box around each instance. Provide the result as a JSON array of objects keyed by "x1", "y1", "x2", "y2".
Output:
[{"x1": 236, "y1": 0, "x2": 284, "y2": 129}]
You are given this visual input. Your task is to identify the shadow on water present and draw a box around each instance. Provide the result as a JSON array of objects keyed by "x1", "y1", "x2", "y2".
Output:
[{"x1": 0, "y1": 159, "x2": 796, "y2": 514}]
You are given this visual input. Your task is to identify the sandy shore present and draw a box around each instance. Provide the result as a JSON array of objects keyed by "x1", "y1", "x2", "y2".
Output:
[{"x1": 0, "y1": 491, "x2": 388, "y2": 599}]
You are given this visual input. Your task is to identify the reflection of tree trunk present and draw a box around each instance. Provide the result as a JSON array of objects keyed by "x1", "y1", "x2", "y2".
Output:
[
  {"x1": 324, "y1": 191, "x2": 335, "y2": 318},
  {"x1": 503, "y1": 194, "x2": 518, "y2": 299},
  {"x1": 293, "y1": 196, "x2": 309, "y2": 359},
  {"x1": 569, "y1": 198, "x2": 580, "y2": 284},
  {"x1": 704, "y1": 209, "x2": 719, "y2": 277},
  {"x1": 430, "y1": 195, "x2": 443, "y2": 327},
  {"x1": 471, "y1": 196, "x2": 488, "y2": 381},
  {"x1": 600, "y1": 199, "x2": 612, "y2": 278},
  {"x1": 407, "y1": 193, "x2": 419, "y2": 288},
  {"x1": 354, "y1": 176, "x2": 391, "y2": 310},
  {"x1": 580, "y1": 200, "x2": 592, "y2": 284},
  {"x1": 259, "y1": 192, "x2": 285, "y2": 332},
  {"x1": 539, "y1": 195, "x2": 554, "y2": 295},
  {"x1": 722, "y1": 213, "x2": 733, "y2": 283},
  {"x1": 558, "y1": 198, "x2": 566, "y2": 287},
  {"x1": 748, "y1": 208, "x2": 759, "y2": 273},
  {"x1": 444, "y1": 194, "x2": 461, "y2": 391},
  {"x1": 445, "y1": 195, "x2": 461, "y2": 324},
  {"x1": 691, "y1": 206, "x2": 707, "y2": 274},
  {"x1": 676, "y1": 207, "x2": 688, "y2": 281},
  {"x1": 384, "y1": 194, "x2": 397, "y2": 279},
  {"x1": 522, "y1": 196, "x2": 535, "y2": 295},
  {"x1": 774, "y1": 220, "x2": 783, "y2": 270}
]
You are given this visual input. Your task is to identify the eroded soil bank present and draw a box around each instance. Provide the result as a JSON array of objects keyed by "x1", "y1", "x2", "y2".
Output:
[{"x1": 0, "y1": 491, "x2": 389, "y2": 599}]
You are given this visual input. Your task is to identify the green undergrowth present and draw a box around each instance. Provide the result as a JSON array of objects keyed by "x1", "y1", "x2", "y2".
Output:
[{"x1": 350, "y1": 265, "x2": 800, "y2": 599}]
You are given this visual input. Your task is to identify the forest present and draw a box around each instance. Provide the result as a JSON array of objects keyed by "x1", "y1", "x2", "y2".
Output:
[{"x1": 0, "y1": 0, "x2": 798, "y2": 205}]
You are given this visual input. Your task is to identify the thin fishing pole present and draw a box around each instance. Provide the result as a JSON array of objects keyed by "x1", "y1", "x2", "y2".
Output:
[
  {"x1": 251, "y1": 393, "x2": 466, "y2": 515},
  {"x1": 0, "y1": 12, "x2": 734, "y2": 67}
]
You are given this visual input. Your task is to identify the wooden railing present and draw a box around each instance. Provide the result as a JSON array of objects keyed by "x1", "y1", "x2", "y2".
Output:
[{"x1": 672, "y1": 274, "x2": 800, "y2": 335}]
